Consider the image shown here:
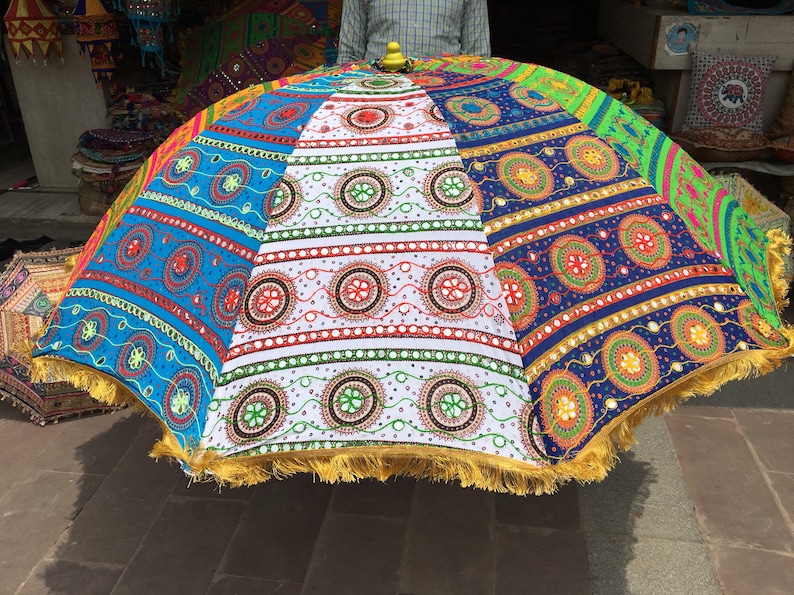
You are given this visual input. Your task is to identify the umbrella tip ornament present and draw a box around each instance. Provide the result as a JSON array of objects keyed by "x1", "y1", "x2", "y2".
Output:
[{"x1": 382, "y1": 42, "x2": 406, "y2": 72}]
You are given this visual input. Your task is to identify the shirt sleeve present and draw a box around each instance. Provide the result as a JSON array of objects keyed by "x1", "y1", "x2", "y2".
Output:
[
  {"x1": 461, "y1": 0, "x2": 491, "y2": 58},
  {"x1": 337, "y1": 0, "x2": 368, "y2": 64}
]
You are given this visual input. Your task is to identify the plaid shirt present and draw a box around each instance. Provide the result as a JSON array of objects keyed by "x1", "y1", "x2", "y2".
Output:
[{"x1": 336, "y1": 0, "x2": 491, "y2": 63}]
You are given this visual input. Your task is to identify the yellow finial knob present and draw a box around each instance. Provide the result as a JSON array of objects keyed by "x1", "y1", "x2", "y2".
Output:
[{"x1": 382, "y1": 41, "x2": 406, "y2": 72}]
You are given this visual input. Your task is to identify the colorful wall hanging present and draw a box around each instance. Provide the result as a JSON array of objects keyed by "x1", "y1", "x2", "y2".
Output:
[
  {"x1": 3, "y1": 0, "x2": 64, "y2": 64},
  {"x1": 121, "y1": 0, "x2": 177, "y2": 74},
  {"x1": 72, "y1": 0, "x2": 121, "y2": 82}
]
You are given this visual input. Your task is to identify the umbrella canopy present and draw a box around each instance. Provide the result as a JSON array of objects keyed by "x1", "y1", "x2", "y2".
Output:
[{"x1": 31, "y1": 55, "x2": 794, "y2": 495}]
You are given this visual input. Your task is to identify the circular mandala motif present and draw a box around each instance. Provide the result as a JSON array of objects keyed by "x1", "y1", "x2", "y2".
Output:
[
  {"x1": 670, "y1": 305, "x2": 725, "y2": 362},
  {"x1": 357, "y1": 76, "x2": 403, "y2": 90},
  {"x1": 497, "y1": 152, "x2": 554, "y2": 201},
  {"x1": 565, "y1": 136, "x2": 620, "y2": 181},
  {"x1": 406, "y1": 74, "x2": 446, "y2": 87},
  {"x1": 495, "y1": 262, "x2": 539, "y2": 330},
  {"x1": 419, "y1": 373, "x2": 484, "y2": 438},
  {"x1": 738, "y1": 300, "x2": 789, "y2": 349},
  {"x1": 164, "y1": 242, "x2": 202, "y2": 292},
  {"x1": 227, "y1": 381, "x2": 287, "y2": 443},
  {"x1": 424, "y1": 103, "x2": 446, "y2": 125},
  {"x1": 508, "y1": 85, "x2": 560, "y2": 112},
  {"x1": 449, "y1": 57, "x2": 508, "y2": 77},
  {"x1": 322, "y1": 371, "x2": 384, "y2": 433},
  {"x1": 330, "y1": 263, "x2": 388, "y2": 319},
  {"x1": 343, "y1": 106, "x2": 393, "y2": 132},
  {"x1": 619, "y1": 215, "x2": 672, "y2": 270},
  {"x1": 549, "y1": 235, "x2": 605, "y2": 294},
  {"x1": 117, "y1": 331, "x2": 156, "y2": 378},
  {"x1": 264, "y1": 101, "x2": 309, "y2": 129},
  {"x1": 423, "y1": 261, "x2": 482, "y2": 319},
  {"x1": 207, "y1": 81, "x2": 226, "y2": 101},
  {"x1": 265, "y1": 57, "x2": 286, "y2": 75},
  {"x1": 335, "y1": 169, "x2": 392, "y2": 217},
  {"x1": 212, "y1": 268, "x2": 249, "y2": 328},
  {"x1": 27, "y1": 294, "x2": 51, "y2": 317},
  {"x1": 698, "y1": 62, "x2": 767, "y2": 127},
  {"x1": 163, "y1": 149, "x2": 201, "y2": 185},
  {"x1": 537, "y1": 76, "x2": 579, "y2": 97},
  {"x1": 116, "y1": 225, "x2": 154, "y2": 271},
  {"x1": 164, "y1": 369, "x2": 201, "y2": 432},
  {"x1": 210, "y1": 162, "x2": 251, "y2": 203},
  {"x1": 520, "y1": 405, "x2": 550, "y2": 461},
  {"x1": 225, "y1": 56, "x2": 246, "y2": 79},
  {"x1": 538, "y1": 370, "x2": 594, "y2": 451},
  {"x1": 73, "y1": 311, "x2": 108, "y2": 352},
  {"x1": 265, "y1": 175, "x2": 302, "y2": 223},
  {"x1": 251, "y1": 39, "x2": 270, "y2": 55},
  {"x1": 444, "y1": 96, "x2": 501, "y2": 126},
  {"x1": 602, "y1": 331, "x2": 660, "y2": 394},
  {"x1": 239, "y1": 271, "x2": 295, "y2": 332},
  {"x1": 424, "y1": 163, "x2": 475, "y2": 211},
  {"x1": 219, "y1": 98, "x2": 257, "y2": 120}
]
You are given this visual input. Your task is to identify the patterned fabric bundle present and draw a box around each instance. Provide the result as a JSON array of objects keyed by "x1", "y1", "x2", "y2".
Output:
[
  {"x1": 73, "y1": 0, "x2": 121, "y2": 82},
  {"x1": 171, "y1": 0, "x2": 324, "y2": 118},
  {"x1": 0, "y1": 246, "x2": 123, "y2": 424},
  {"x1": 3, "y1": 0, "x2": 63, "y2": 64},
  {"x1": 31, "y1": 56, "x2": 794, "y2": 494}
]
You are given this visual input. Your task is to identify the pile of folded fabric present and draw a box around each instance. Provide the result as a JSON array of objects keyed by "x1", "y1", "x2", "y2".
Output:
[{"x1": 71, "y1": 128, "x2": 154, "y2": 214}]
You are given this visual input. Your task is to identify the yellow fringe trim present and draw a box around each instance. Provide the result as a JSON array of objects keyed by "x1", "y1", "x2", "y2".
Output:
[
  {"x1": 64, "y1": 254, "x2": 78, "y2": 275},
  {"x1": 27, "y1": 234, "x2": 794, "y2": 496},
  {"x1": 766, "y1": 227, "x2": 792, "y2": 312}
]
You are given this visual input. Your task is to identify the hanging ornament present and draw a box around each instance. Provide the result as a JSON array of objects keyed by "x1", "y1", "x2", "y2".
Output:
[
  {"x1": 72, "y1": 0, "x2": 121, "y2": 83},
  {"x1": 123, "y1": 0, "x2": 176, "y2": 75},
  {"x1": 3, "y1": 0, "x2": 64, "y2": 64}
]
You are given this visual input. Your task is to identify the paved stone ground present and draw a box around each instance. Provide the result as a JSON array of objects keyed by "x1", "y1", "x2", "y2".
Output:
[{"x1": 0, "y1": 188, "x2": 791, "y2": 594}]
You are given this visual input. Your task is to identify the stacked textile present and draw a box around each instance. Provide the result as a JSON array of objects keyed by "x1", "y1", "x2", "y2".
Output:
[{"x1": 71, "y1": 128, "x2": 154, "y2": 214}]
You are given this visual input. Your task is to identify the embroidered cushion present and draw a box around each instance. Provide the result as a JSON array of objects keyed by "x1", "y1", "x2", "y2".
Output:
[{"x1": 683, "y1": 50, "x2": 777, "y2": 133}]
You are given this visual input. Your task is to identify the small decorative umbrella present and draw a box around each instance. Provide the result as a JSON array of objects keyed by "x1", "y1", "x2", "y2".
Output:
[
  {"x1": 3, "y1": 0, "x2": 63, "y2": 64},
  {"x1": 0, "y1": 246, "x2": 123, "y2": 424},
  {"x1": 31, "y1": 52, "x2": 794, "y2": 495},
  {"x1": 72, "y1": 0, "x2": 121, "y2": 83}
]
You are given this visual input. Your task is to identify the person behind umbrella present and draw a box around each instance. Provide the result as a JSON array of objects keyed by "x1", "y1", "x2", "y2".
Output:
[{"x1": 336, "y1": 0, "x2": 491, "y2": 63}]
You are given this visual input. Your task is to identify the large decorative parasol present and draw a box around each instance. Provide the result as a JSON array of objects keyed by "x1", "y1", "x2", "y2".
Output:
[{"x1": 31, "y1": 52, "x2": 794, "y2": 495}]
